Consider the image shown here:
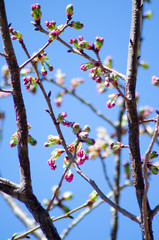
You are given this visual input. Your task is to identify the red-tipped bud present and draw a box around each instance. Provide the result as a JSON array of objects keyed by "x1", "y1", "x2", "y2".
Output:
[
  {"x1": 70, "y1": 21, "x2": 84, "y2": 30},
  {"x1": 66, "y1": 4, "x2": 74, "y2": 18}
]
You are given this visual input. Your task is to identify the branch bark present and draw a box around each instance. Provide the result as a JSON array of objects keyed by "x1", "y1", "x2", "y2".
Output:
[
  {"x1": 125, "y1": 0, "x2": 153, "y2": 239},
  {"x1": 0, "y1": 0, "x2": 60, "y2": 239}
]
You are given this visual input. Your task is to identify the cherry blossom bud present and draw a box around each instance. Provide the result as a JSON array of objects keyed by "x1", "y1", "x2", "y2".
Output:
[
  {"x1": 109, "y1": 141, "x2": 123, "y2": 150},
  {"x1": 149, "y1": 151, "x2": 158, "y2": 159},
  {"x1": 48, "y1": 157, "x2": 57, "y2": 170},
  {"x1": 48, "y1": 65, "x2": 53, "y2": 71},
  {"x1": 49, "y1": 29, "x2": 60, "y2": 41},
  {"x1": 64, "y1": 170, "x2": 74, "y2": 182},
  {"x1": 83, "y1": 125, "x2": 91, "y2": 133},
  {"x1": 80, "y1": 64, "x2": 87, "y2": 71},
  {"x1": 72, "y1": 122, "x2": 81, "y2": 135},
  {"x1": 28, "y1": 134, "x2": 37, "y2": 146},
  {"x1": 10, "y1": 139, "x2": 17, "y2": 147},
  {"x1": 152, "y1": 76, "x2": 159, "y2": 87},
  {"x1": 143, "y1": 10, "x2": 152, "y2": 19},
  {"x1": 57, "y1": 112, "x2": 67, "y2": 123},
  {"x1": 54, "y1": 97, "x2": 63, "y2": 107},
  {"x1": 31, "y1": 3, "x2": 42, "y2": 24},
  {"x1": 139, "y1": 61, "x2": 149, "y2": 69},
  {"x1": 48, "y1": 135, "x2": 61, "y2": 145},
  {"x1": 66, "y1": 4, "x2": 74, "y2": 18},
  {"x1": 45, "y1": 20, "x2": 56, "y2": 30},
  {"x1": 106, "y1": 99, "x2": 115, "y2": 108},
  {"x1": 41, "y1": 65, "x2": 47, "y2": 77},
  {"x1": 87, "y1": 190, "x2": 98, "y2": 207},
  {"x1": 148, "y1": 164, "x2": 159, "y2": 175},
  {"x1": 123, "y1": 162, "x2": 131, "y2": 179},
  {"x1": 78, "y1": 36, "x2": 83, "y2": 41},
  {"x1": 86, "y1": 138, "x2": 95, "y2": 146},
  {"x1": 78, "y1": 131, "x2": 88, "y2": 140},
  {"x1": 70, "y1": 21, "x2": 84, "y2": 30},
  {"x1": 94, "y1": 36, "x2": 104, "y2": 51},
  {"x1": 62, "y1": 191, "x2": 73, "y2": 200}
]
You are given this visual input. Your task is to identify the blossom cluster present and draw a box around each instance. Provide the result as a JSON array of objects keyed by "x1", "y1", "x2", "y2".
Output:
[
  {"x1": 23, "y1": 76, "x2": 39, "y2": 94},
  {"x1": 87, "y1": 127, "x2": 112, "y2": 160},
  {"x1": 142, "y1": 151, "x2": 159, "y2": 175},
  {"x1": 44, "y1": 113, "x2": 95, "y2": 182},
  {"x1": 9, "y1": 27, "x2": 23, "y2": 42},
  {"x1": 10, "y1": 124, "x2": 37, "y2": 147},
  {"x1": 69, "y1": 35, "x2": 103, "y2": 52},
  {"x1": 34, "y1": 51, "x2": 53, "y2": 77},
  {"x1": 31, "y1": 3, "x2": 42, "y2": 25}
]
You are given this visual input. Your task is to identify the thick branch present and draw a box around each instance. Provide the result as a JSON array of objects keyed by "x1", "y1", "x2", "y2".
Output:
[
  {"x1": 0, "y1": 0, "x2": 31, "y2": 189},
  {"x1": 0, "y1": 177, "x2": 20, "y2": 198},
  {"x1": 0, "y1": 1, "x2": 61, "y2": 239},
  {"x1": 1, "y1": 192, "x2": 46, "y2": 240},
  {"x1": 125, "y1": 0, "x2": 153, "y2": 239}
]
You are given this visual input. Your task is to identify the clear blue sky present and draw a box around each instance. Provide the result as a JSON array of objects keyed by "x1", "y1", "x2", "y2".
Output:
[{"x1": 1, "y1": 0, "x2": 159, "y2": 239}]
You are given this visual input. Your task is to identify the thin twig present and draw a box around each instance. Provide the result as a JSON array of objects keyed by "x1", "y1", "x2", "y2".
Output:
[
  {"x1": 46, "y1": 139, "x2": 80, "y2": 212},
  {"x1": 0, "y1": 88, "x2": 12, "y2": 93},
  {"x1": 139, "y1": 117, "x2": 158, "y2": 124},
  {"x1": 99, "y1": 155, "x2": 114, "y2": 191},
  {"x1": 142, "y1": 115, "x2": 159, "y2": 226},
  {"x1": 46, "y1": 78, "x2": 116, "y2": 128},
  {"x1": 151, "y1": 204, "x2": 159, "y2": 220},
  {"x1": 0, "y1": 52, "x2": 7, "y2": 58},
  {"x1": 36, "y1": 22, "x2": 126, "y2": 81},
  {"x1": 11, "y1": 202, "x2": 88, "y2": 240},
  {"x1": 73, "y1": 162, "x2": 139, "y2": 223},
  {"x1": 94, "y1": 50, "x2": 128, "y2": 102},
  {"x1": 60, "y1": 181, "x2": 132, "y2": 239},
  {"x1": 19, "y1": 41, "x2": 50, "y2": 69},
  {"x1": 1, "y1": 192, "x2": 46, "y2": 240}
]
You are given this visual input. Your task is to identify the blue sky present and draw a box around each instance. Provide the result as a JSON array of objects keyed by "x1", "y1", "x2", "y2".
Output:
[{"x1": 1, "y1": 0, "x2": 159, "y2": 239}]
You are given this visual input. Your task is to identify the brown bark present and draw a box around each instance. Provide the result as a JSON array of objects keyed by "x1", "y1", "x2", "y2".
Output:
[
  {"x1": 125, "y1": 0, "x2": 153, "y2": 239},
  {"x1": 0, "y1": 0, "x2": 61, "y2": 239}
]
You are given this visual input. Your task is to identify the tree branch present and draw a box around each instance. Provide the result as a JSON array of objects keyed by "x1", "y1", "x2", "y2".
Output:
[
  {"x1": 74, "y1": 163, "x2": 139, "y2": 223},
  {"x1": 0, "y1": 177, "x2": 20, "y2": 198},
  {"x1": 0, "y1": 1, "x2": 61, "y2": 239},
  {"x1": 125, "y1": 0, "x2": 153, "y2": 239},
  {"x1": 1, "y1": 192, "x2": 46, "y2": 240},
  {"x1": 46, "y1": 78, "x2": 116, "y2": 128}
]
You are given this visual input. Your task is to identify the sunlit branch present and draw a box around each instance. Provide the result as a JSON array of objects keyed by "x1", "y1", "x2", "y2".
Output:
[
  {"x1": 73, "y1": 163, "x2": 139, "y2": 223},
  {"x1": 0, "y1": 52, "x2": 7, "y2": 58},
  {"x1": 0, "y1": 88, "x2": 12, "y2": 93},
  {"x1": 19, "y1": 41, "x2": 50, "y2": 69},
  {"x1": 1, "y1": 192, "x2": 46, "y2": 240},
  {"x1": 142, "y1": 115, "x2": 159, "y2": 224},
  {"x1": 60, "y1": 181, "x2": 132, "y2": 239}
]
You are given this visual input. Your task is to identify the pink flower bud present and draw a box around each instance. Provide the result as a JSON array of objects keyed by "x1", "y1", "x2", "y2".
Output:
[
  {"x1": 80, "y1": 64, "x2": 87, "y2": 71},
  {"x1": 66, "y1": 4, "x2": 74, "y2": 17},
  {"x1": 48, "y1": 157, "x2": 57, "y2": 170},
  {"x1": 64, "y1": 171, "x2": 74, "y2": 182},
  {"x1": 106, "y1": 100, "x2": 115, "y2": 108}
]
